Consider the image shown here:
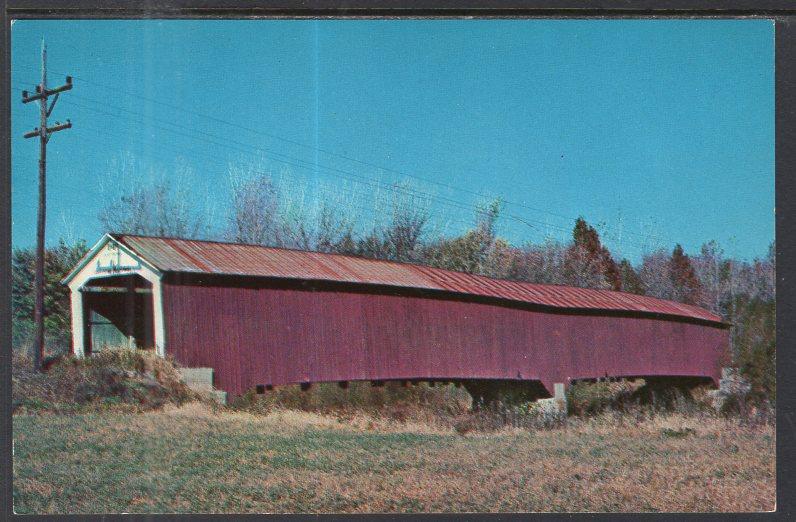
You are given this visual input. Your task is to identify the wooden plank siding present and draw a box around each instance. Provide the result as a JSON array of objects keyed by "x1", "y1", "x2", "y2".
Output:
[{"x1": 161, "y1": 276, "x2": 728, "y2": 398}]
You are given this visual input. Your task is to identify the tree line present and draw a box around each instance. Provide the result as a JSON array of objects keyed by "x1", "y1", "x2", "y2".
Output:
[{"x1": 12, "y1": 174, "x2": 775, "y2": 405}]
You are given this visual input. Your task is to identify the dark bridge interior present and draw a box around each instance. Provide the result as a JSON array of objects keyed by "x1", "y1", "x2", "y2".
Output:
[{"x1": 81, "y1": 274, "x2": 154, "y2": 354}]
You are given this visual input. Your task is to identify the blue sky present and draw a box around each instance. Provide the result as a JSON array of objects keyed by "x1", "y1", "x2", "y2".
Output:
[{"x1": 11, "y1": 19, "x2": 774, "y2": 263}]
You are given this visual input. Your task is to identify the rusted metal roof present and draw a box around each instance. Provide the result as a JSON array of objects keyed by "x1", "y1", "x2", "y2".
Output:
[{"x1": 113, "y1": 234, "x2": 724, "y2": 324}]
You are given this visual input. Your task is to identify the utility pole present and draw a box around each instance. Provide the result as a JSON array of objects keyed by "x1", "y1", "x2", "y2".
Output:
[{"x1": 21, "y1": 39, "x2": 73, "y2": 372}]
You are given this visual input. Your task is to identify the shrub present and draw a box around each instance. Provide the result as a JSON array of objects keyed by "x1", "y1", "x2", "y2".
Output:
[{"x1": 567, "y1": 379, "x2": 645, "y2": 416}]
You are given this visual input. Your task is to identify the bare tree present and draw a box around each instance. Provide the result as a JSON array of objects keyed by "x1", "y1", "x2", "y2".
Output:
[
  {"x1": 508, "y1": 239, "x2": 568, "y2": 285},
  {"x1": 315, "y1": 203, "x2": 355, "y2": 254},
  {"x1": 638, "y1": 249, "x2": 676, "y2": 300},
  {"x1": 693, "y1": 240, "x2": 724, "y2": 314},
  {"x1": 384, "y1": 185, "x2": 430, "y2": 262},
  {"x1": 750, "y1": 241, "x2": 776, "y2": 302},
  {"x1": 226, "y1": 162, "x2": 363, "y2": 253},
  {"x1": 98, "y1": 154, "x2": 211, "y2": 239},
  {"x1": 99, "y1": 181, "x2": 208, "y2": 238},
  {"x1": 227, "y1": 169, "x2": 283, "y2": 246},
  {"x1": 285, "y1": 177, "x2": 359, "y2": 253}
]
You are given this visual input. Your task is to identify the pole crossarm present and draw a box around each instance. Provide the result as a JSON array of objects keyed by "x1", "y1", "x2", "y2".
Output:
[
  {"x1": 23, "y1": 120, "x2": 72, "y2": 140},
  {"x1": 24, "y1": 120, "x2": 72, "y2": 141},
  {"x1": 21, "y1": 76, "x2": 72, "y2": 103}
]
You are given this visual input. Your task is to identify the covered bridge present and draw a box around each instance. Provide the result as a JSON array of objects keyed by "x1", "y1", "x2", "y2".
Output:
[{"x1": 63, "y1": 234, "x2": 730, "y2": 400}]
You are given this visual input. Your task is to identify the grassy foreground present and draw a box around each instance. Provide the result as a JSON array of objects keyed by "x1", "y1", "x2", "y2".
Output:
[{"x1": 13, "y1": 403, "x2": 774, "y2": 514}]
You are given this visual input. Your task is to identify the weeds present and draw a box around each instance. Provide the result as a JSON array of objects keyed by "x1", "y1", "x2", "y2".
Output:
[
  {"x1": 230, "y1": 381, "x2": 471, "y2": 425},
  {"x1": 12, "y1": 349, "x2": 198, "y2": 414}
]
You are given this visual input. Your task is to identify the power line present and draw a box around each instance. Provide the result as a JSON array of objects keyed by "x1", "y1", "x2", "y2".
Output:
[
  {"x1": 58, "y1": 92, "x2": 656, "y2": 257},
  {"x1": 11, "y1": 78, "x2": 662, "y2": 257},
  {"x1": 12, "y1": 80, "x2": 656, "y2": 258},
  {"x1": 55, "y1": 96, "x2": 555, "y2": 238},
  {"x1": 11, "y1": 96, "x2": 483, "y2": 240},
  {"x1": 66, "y1": 90, "x2": 649, "y2": 257},
  {"x1": 45, "y1": 114, "x2": 485, "y2": 237},
  {"x1": 12, "y1": 67, "x2": 668, "y2": 246}
]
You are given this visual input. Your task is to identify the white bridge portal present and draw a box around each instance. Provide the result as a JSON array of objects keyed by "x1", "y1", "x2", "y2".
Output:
[{"x1": 62, "y1": 234, "x2": 167, "y2": 357}]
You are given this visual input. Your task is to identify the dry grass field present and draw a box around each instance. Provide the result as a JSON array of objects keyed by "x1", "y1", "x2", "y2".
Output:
[{"x1": 12, "y1": 403, "x2": 775, "y2": 514}]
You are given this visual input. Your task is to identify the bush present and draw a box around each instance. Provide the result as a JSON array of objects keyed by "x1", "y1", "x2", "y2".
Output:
[{"x1": 567, "y1": 379, "x2": 645, "y2": 416}]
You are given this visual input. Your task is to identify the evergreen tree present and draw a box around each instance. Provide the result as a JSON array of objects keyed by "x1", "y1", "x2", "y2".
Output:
[
  {"x1": 617, "y1": 259, "x2": 644, "y2": 295},
  {"x1": 733, "y1": 296, "x2": 775, "y2": 405},
  {"x1": 670, "y1": 244, "x2": 702, "y2": 305},
  {"x1": 564, "y1": 217, "x2": 621, "y2": 290},
  {"x1": 12, "y1": 239, "x2": 89, "y2": 354}
]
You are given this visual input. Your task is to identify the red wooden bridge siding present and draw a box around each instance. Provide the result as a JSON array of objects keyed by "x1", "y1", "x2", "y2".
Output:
[{"x1": 162, "y1": 279, "x2": 728, "y2": 398}]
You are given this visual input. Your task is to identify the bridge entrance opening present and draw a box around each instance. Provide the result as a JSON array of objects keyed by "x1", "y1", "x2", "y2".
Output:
[{"x1": 81, "y1": 274, "x2": 154, "y2": 354}]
